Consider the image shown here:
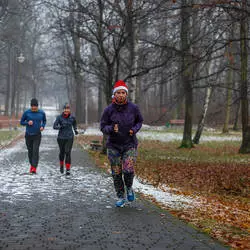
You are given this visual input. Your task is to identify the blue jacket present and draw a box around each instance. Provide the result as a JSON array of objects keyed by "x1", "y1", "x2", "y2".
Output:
[
  {"x1": 100, "y1": 101, "x2": 143, "y2": 151},
  {"x1": 20, "y1": 109, "x2": 46, "y2": 136},
  {"x1": 53, "y1": 113, "x2": 78, "y2": 139}
]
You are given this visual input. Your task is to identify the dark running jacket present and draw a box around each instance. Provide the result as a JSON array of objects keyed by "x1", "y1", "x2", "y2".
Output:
[
  {"x1": 53, "y1": 113, "x2": 78, "y2": 139},
  {"x1": 100, "y1": 101, "x2": 143, "y2": 151}
]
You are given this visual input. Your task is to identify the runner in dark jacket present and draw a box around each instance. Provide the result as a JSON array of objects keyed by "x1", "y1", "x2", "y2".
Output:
[
  {"x1": 100, "y1": 80, "x2": 143, "y2": 207},
  {"x1": 20, "y1": 98, "x2": 46, "y2": 174},
  {"x1": 53, "y1": 103, "x2": 78, "y2": 175}
]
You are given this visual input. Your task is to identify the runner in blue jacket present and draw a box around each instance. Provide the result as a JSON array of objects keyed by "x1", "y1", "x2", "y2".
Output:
[
  {"x1": 20, "y1": 98, "x2": 46, "y2": 174},
  {"x1": 100, "y1": 80, "x2": 143, "y2": 207},
  {"x1": 53, "y1": 103, "x2": 78, "y2": 175}
]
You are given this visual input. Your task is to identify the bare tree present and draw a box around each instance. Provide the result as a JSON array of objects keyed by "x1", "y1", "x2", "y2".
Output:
[
  {"x1": 239, "y1": 0, "x2": 249, "y2": 153},
  {"x1": 180, "y1": 0, "x2": 193, "y2": 148}
]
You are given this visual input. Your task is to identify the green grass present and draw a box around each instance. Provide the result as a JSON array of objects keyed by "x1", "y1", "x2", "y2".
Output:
[
  {"x1": 0, "y1": 130, "x2": 21, "y2": 143},
  {"x1": 138, "y1": 140, "x2": 250, "y2": 164}
]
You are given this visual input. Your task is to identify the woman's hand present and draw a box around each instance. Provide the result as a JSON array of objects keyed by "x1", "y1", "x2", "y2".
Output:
[{"x1": 114, "y1": 124, "x2": 119, "y2": 133}]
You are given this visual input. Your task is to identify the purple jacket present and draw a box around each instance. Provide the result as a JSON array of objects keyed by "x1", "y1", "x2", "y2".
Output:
[{"x1": 100, "y1": 101, "x2": 143, "y2": 151}]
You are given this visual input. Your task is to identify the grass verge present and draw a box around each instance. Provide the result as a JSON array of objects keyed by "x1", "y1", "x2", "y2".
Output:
[{"x1": 0, "y1": 130, "x2": 23, "y2": 148}]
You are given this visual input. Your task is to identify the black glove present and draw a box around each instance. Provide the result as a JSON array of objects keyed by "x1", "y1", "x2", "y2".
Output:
[{"x1": 75, "y1": 130, "x2": 79, "y2": 135}]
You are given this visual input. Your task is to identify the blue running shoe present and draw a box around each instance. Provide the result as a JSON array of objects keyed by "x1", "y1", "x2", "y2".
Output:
[
  {"x1": 115, "y1": 198, "x2": 126, "y2": 207},
  {"x1": 127, "y1": 188, "x2": 135, "y2": 202}
]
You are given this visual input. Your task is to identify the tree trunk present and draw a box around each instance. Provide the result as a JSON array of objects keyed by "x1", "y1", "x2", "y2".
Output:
[
  {"x1": 32, "y1": 76, "x2": 36, "y2": 98},
  {"x1": 160, "y1": 77, "x2": 165, "y2": 116},
  {"x1": 84, "y1": 84, "x2": 88, "y2": 125},
  {"x1": 126, "y1": 0, "x2": 139, "y2": 103},
  {"x1": 98, "y1": 83, "x2": 103, "y2": 122},
  {"x1": 23, "y1": 89, "x2": 27, "y2": 111},
  {"x1": 71, "y1": 1, "x2": 84, "y2": 123},
  {"x1": 175, "y1": 61, "x2": 184, "y2": 119},
  {"x1": 223, "y1": 25, "x2": 235, "y2": 133},
  {"x1": 135, "y1": 73, "x2": 141, "y2": 105},
  {"x1": 63, "y1": 46, "x2": 72, "y2": 107},
  {"x1": 15, "y1": 89, "x2": 20, "y2": 118},
  {"x1": 239, "y1": 0, "x2": 249, "y2": 153},
  {"x1": 233, "y1": 97, "x2": 240, "y2": 131},
  {"x1": 230, "y1": 23, "x2": 239, "y2": 131},
  {"x1": 105, "y1": 66, "x2": 113, "y2": 105},
  {"x1": 182, "y1": 82, "x2": 193, "y2": 148},
  {"x1": 75, "y1": 77, "x2": 83, "y2": 123},
  {"x1": 4, "y1": 44, "x2": 12, "y2": 116},
  {"x1": 115, "y1": 54, "x2": 120, "y2": 82},
  {"x1": 15, "y1": 61, "x2": 21, "y2": 118},
  {"x1": 10, "y1": 51, "x2": 17, "y2": 118},
  {"x1": 180, "y1": 0, "x2": 193, "y2": 148},
  {"x1": 222, "y1": 68, "x2": 233, "y2": 133},
  {"x1": 131, "y1": 23, "x2": 139, "y2": 104},
  {"x1": 69, "y1": 76, "x2": 76, "y2": 114},
  {"x1": 232, "y1": 62, "x2": 240, "y2": 130},
  {"x1": 102, "y1": 66, "x2": 114, "y2": 154},
  {"x1": 193, "y1": 87, "x2": 212, "y2": 144}
]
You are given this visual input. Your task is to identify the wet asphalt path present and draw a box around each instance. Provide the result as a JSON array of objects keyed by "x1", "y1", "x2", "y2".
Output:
[{"x1": 0, "y1": 124, "x2": 229, "y2": 249}]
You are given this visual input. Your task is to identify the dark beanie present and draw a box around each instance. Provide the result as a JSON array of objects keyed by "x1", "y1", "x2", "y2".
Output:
[
  {"x1": 63, "y1": 103, "x2": 70, "y2": 109},
  {"x1": 30, "y1": 98, "x2": 38, "y2": 106}
]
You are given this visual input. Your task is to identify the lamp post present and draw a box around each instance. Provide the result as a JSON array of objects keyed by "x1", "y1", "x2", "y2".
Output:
[
  {"x1": 8, "y1": 50, "x2": 25, "y2": 130},
  {"x1": 9, "y1": 51, "x2": 25, "y2": 129},
  {"x1": 17, "y1": 52, "x2": 25, "y2": 63},
  {"x1": 16, "y1": 52, "x2": 25, "y2": 118}
]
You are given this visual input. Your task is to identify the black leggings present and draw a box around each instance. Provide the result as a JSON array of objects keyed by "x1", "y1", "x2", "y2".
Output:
[
  {"x1": 25, "y1": 134, "x2": 41, "y2": 168},
  {"x1": 57, "y1": 138, "x2": 74, "y2": 164}
]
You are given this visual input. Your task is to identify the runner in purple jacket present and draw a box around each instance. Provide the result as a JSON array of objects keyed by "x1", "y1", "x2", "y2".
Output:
[{"x1": 100, "y1": 80, "x2": 143, "y2": 207}]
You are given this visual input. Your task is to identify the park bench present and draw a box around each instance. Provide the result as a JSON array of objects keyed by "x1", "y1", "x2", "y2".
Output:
[
  {"x1": 169, "y1": 119, "x2": 185, "y2": 126},
  {"x1": 90, "y1": 140, "x2": 102, "y2": 151}
]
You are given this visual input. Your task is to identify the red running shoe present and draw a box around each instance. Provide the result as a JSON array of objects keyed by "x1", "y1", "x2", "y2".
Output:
[{"x1": 29, "y1": 166, "x2": 36, "y2": 174}]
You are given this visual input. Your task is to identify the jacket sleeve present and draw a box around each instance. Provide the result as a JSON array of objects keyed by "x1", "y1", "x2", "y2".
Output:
[
  {"x1": 41, "y1": 111, "x2": 46, "y2": 128},
  {"x1": 100, "y1": 108, "x2": 113, "y2": 135},
  {"x1": 20, "y1": 111, "x2": 28, "y2": 126},
  {"x1": 131, "y1": 105, "x2": 143, "y2": 134},
  {"x1": 53, "y1": 116, "x2": 61, "y2": 130}
]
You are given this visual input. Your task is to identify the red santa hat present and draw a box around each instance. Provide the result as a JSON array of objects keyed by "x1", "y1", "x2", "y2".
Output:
[{"x1": 112, "y1": 80, "x2": 128, "y2": 95}]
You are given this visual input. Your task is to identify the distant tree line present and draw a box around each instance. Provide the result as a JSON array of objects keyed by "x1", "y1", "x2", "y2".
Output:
[{"x1": 0, "y1": 0, "x2": 250, "y2": 152}]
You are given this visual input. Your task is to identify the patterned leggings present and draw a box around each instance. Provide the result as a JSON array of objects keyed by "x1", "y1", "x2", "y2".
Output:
[{"x1": 107, "y1": 148, "x2": 137, "y2": 198}]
